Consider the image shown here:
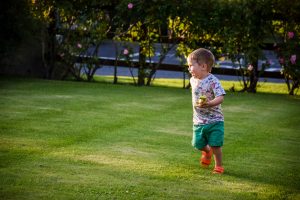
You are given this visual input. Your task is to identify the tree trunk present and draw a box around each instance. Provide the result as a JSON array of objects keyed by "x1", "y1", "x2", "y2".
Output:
[
  {"x1": 146, "y1": 43, "x2": 176, "y2": 86},
  {"x1": 146, "y1": 68, "x2": 156, "y2": 86},
  {"x1": 137, "y1": 24, "x2": 147, "y2": 86},
  {"x1": 247, "y1": 60, "x2": 258, "y2": 93},
  {"x1": 46, "y1": 7, "x2": 57, "y2": 79},
  {"x1": 113, "y1": 42, "x2": 119, "y2": 84},
  {"x1": 289, "y1": 80, "x2": 299, "y2": 95},
  {"x1": 137, "y1": 52, "x2": 146, "y2": 86}
]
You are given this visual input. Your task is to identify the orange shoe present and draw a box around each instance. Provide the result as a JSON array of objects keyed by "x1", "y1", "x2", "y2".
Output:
[
  {"x1": 213, "y1": 166, "x2": 224, "y2": 174},
  {"x1": 200, "y1": 148, "x2": 213, "y2": 167}
]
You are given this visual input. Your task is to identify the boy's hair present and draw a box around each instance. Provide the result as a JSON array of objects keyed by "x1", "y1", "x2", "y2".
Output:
[{"x1": 187, "y1": 48, "x2": 215, "y2": 71}]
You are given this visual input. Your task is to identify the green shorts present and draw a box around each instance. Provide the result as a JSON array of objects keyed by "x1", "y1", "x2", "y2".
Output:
[{"x1": 192, "y1": 121, "x2": 224, "y2": 150}]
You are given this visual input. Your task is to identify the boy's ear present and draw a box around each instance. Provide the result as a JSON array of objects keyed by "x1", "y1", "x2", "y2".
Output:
[{"x1": 203, "y1": 64, "x2": 211, "y2": 72}]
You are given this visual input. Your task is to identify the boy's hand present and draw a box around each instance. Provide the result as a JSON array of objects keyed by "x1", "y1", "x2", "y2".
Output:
[
  {"x1": 195, "y1": 95, "x2": 207, "y2": 108},
  {"x1": 196, "y1": 101, "x2": 210, "y2": 108},
  {"x1": 195, "y1": 95, "x2": 224, "y2": 108}
]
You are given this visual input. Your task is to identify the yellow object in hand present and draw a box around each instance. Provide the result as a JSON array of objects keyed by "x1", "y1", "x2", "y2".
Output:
[{"x1": 197, "y1": 95, "x2": 207, "y2": 105}]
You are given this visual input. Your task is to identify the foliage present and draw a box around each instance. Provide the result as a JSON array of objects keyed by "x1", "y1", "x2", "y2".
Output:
[
  {"x1": 113, "y1": 1, "x2": 160, "y2": 86},
  {"x1": 275, "y1": 30, "x2": 300, "y2": 95},
  {"x1": 3, "y1": 0, "x2": 300, "y2": 94},
  {"x1": 113, "y1": 0, "x2": 191, "y2": 86},
  {"x1": 29, "y1": 0, "x2": 58, "y2": 78},
  {"x1": 119, "y1": 44, "x2": 138, "y2": 85},
  {"x1": 215, "y1": 0, "x2": 274, "y2": 93},
  {"x1": 146, "y1": 16, "x2": 191, "y2": 86},
  {"x1": 56, "y1": 5, "x2": 110, "y2": 81},
  {"x1": 272, "y1": 0, "x2": 300, "y2": 95},
  {"x1": 29, "y1": 0, "x2": 111, "y2": 81}
]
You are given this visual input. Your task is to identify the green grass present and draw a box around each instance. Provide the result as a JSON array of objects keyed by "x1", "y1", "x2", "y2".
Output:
[{"x1": 0, "y1": 76, "x2": 300, "y2": 200}]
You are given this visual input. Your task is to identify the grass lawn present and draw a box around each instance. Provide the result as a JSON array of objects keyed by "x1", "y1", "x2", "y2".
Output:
[{"x1": 0, "y1": 76, "x2": 300, "y2": 199}]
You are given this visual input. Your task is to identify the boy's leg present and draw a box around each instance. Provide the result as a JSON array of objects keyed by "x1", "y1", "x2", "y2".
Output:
[
  {"x1": 201, "y1": 145, "x2": 211, "y2": 154},
  {"x1": 200, "y1": 145, "x2": 213, "y2": 167},
  {"x1": 211, "y1": 146, "x2": 224, "y2": 173},
  {"x1": 211, "y1": 146, "x2": 222, "y2": 167},
  {"x1": 207, "y1": 122, "x2": 224, "y2": 173}
]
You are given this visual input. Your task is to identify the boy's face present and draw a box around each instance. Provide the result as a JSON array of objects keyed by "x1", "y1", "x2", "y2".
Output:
[{"x1": 188, "y1": 59, "x2": 207, "y2": 79}]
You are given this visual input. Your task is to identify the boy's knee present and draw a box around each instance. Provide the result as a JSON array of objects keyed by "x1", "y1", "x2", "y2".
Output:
[
  {"x1": 192, "y1": 140, "x2": 204, "y2": 150},
  {"x1": 191, "y1": 141, "x2": 198, "y2": 149}
]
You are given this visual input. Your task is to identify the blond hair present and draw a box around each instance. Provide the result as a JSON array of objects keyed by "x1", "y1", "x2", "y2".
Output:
[{"x1": 187, "y1": 48, "x2": 215, "y2": 71}]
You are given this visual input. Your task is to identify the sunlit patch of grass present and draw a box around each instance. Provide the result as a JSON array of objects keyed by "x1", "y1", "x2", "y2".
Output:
[{"x1": 94, "y1": 75, "x2": 298, "y2": 95}]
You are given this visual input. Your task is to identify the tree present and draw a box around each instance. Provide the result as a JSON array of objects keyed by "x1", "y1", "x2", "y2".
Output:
[
  {"x1": 145, "y1": 16, "x2": 190, "y2": 86},
  {"x1": 18, "y1": 0, "x2": 299, "y2": 95},
  {"x1": 113, "y1": 1, "x2": 159, "y2": 86},
  {"x1": 276, "y1": 31, "x2": 300, "y2": 95},
  {"x1": 273, "y1": 0, "x2": 300, "y2": 95},
  {"x1": 29, "y1": 0, "x2": 58, "y2": 79},
  {"x1": 56, "y1": 2, "x2": 110, "y2": 81},
  {"x1": 29, "y1": 0, "x2": 112, "y2": 80},
  {"x1": 113, "y1": 0, "x2": 190, "y2": 86},
  {"x1": 215, "y1": 0, "x2": 274, "y2": 93},
  {"x1": 172, "y1": 0, "x2": 225, "y2": 89}
]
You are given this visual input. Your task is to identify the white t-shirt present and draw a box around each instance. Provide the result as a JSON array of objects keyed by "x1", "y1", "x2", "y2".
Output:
[{"x1": 190, "y1": 74, "x2": 226, "y2": 125}]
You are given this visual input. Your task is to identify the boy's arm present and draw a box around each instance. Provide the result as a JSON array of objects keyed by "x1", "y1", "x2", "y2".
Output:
[{"x1": 199, "y1": 95, "x2": 224, "y2": 108}]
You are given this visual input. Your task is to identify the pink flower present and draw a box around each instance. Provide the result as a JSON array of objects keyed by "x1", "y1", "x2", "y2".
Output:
[
  {"x1": 128, "y1": 3, "x2": 133, "y2": 9},
  {"x1": 77, "y1": 43, "x2": 82, "y2": 48},
  {"x1": 288, "y1": 32, "x2": 294, "y2": 39},
  {"x1": 290, "y1": 55, "x2": 296, "y2": 64},
  {"x1": 247, "y1": 64, "x2": 253, "y2": 71},
  {"x1": 123, "y1": 49, "x2": 129, "y2": 55}
]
